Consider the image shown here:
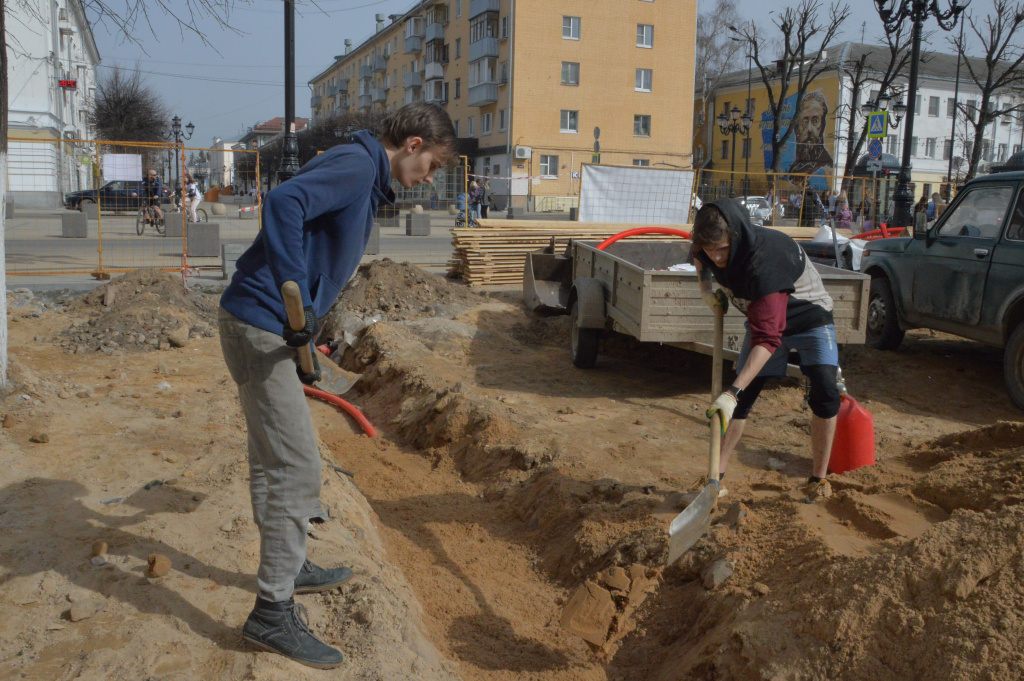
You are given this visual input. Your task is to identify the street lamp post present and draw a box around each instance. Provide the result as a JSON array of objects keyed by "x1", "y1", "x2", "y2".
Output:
[
  {"x1": 729, "y1": 29, "x2": 754, "y2": 196},
  {"x1": 162, "y1": 115, "x2": 195, "y2": 197},
  {"x1": 861, "y1": 90, "x2": 906, "y2": 227},
  {"x1": 876, "y1": 0, "x2": 970, "y2": 228},
  {"x1": 279, "y1": 0, "x2": 300, "y2": 183},
  {"x1": 717, "y1": 105, "x2": 752, "y2": 198}
]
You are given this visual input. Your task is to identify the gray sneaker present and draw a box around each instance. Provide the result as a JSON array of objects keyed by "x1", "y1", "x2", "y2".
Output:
[
  {"x1": 242, "y1": 597, "x2": 344, "y2": 669},
  {"x1": 294, "y1": 558, "x2": 353, "y2": 595}
]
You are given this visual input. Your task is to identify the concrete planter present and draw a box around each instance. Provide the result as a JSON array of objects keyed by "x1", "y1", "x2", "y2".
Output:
[
  {"x1": 61, "y1": 211, "x2": 88, "y2": 238},
  {"x1": 405, "y1": 213, "x2": 431, "y2": 236}
]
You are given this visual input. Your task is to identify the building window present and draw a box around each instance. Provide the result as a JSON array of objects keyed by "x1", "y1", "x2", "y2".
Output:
[
  {"x1": 469, "y1": 58, "x2": 497, "y2": 86},
  {"x1": 470, "y1": 14, "x2": 499, "y2": 42},
  {"x1": 562, "y1": 62, "x2": 580, "y2": 86},
  {"x1": 947, "y1": 98, "x2": 956, "y2": 118},
  {"x1": 482, "y1": 112, "x2": 493, "y2": 134},
  {"x1": 499, "y1": 108, "x2": 507, "y2": 131},
  {"x1": 635, "y1": 68, "x2": 652, "y2": 92},
  {"x1": 540, "y1": 154, "x2": 559, "y2": 176},
  {"x1": 929, "y1": 96, "x2": 940, "y2": 117},
  {"x1": 636, "y1": 24, "x2": 653, "y2": 48},
  {"x1": 925, "y1": 138, "x2": 936, "y2": 158},
  {"x1": 998, "y1": 143, "x2": 1008, "y2": 161},
  {"x1": 632, "y1": 159, "x2": 650, "y2": 166},
  {"x1": 561, "y1": 109, "x2": 579, "y2": 133},
  {"x1": 456, "y1": 0, "x2": 462, "y2": 17},
  {"x1": 455, "y1": 38, "x2": 461, "y2": 59},
  {"x1": 943, "y1": 138, "x2": 953, "y2": 160},
  {"x1": 468, "y1": 116, "x2": 475, "y2": 137},
  {"x1": 453, "y1": 119, "x2": 460, "y2": 136},
  {"x1": 741, "y1": 137, "x2": 751, "y2": 159},
  {"x1": 915, "y1": 94, "x2": 921, "y2": 112},
  {"x1": 500, "y1": 61, "x2": 508, "y2": 83},
  {"x1": 721, "y1": 140, "x2": 728, "y2": 159},
  {"x1": 563, "y1": 16, "x2": 580, "y2": 40},
  {"x1": 910, "y1": 136, "x2": 918, "y2": 157},
  {"x1": 501, "y1": 16, "x2": 509, "y2": 39},
  {"x1": 886, "y1": 134, "x2": 898, "y2": 154},
  {"x1": 983, "y1": 139, "x2": 992, "y2": 161},
  {"x1": 455, "y1": 78, "x2": 461, "y2": 98},
  {"x1": 634, "y1": 114, "x2": 651, "y2": 137}
]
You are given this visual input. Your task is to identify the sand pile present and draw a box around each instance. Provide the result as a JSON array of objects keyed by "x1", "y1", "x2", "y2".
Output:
[{"x1": 59, "y1": 269, "x2": 218, "y2": 354}]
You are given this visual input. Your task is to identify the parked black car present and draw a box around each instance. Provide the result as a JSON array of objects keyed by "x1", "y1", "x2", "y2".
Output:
[
  {"x1": 64, "y1": 181, "x2": 168, "y2": 211},
  {"x1": 860, "y1": 170, "x2": 1024, "y2": 409}
]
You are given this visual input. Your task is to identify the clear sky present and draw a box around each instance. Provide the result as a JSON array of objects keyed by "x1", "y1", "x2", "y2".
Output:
[{"x1": 88, "y1": 0, "x2": 977, "y2": 146}]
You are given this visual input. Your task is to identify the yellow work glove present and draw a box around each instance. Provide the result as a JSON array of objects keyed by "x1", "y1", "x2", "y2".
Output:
[
  {"x1": 701, "y1": 288, "x2": 730, "y2": 313},
  {"x1": 706, "y1": 391, "x2": 737, "y2": 436}
]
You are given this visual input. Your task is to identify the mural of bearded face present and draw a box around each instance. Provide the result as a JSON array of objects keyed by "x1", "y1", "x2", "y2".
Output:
[{"x1": 787, "y1": 91, "x2": 834, "y2": 182}]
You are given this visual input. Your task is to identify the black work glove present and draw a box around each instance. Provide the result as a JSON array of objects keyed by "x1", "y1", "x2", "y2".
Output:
[
  {"x1": 296, "y1": 351, "x2": 321, "y2": 386},
  {"x1": 283, "y1": 305, "x2": 319, "y2": 348}
]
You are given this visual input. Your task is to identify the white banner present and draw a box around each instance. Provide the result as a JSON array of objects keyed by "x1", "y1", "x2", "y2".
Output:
[
  {"x1": 579, "y1": 164, "x2": 695, "y2": 224},
  {"x1": 102, "y1": 154, "x2": 143, "y2": 182}
]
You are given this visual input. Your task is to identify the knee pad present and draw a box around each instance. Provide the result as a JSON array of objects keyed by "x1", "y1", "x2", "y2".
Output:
[
  {"x1": 733, "y1": 376, "x2": 767, "y2": 420},
  {"x1": 804, "y1": 364, "x2": 840, "y2": 418}
]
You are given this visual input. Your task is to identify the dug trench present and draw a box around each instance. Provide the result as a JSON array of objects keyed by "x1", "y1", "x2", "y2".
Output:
[{"x1": 311, "y1": 260, "x2": 1024, "y2": 680}]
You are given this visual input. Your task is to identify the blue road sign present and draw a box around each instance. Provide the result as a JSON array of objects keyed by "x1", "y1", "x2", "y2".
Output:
[
  {"x1": 867, "y1": 112, "x2": 887, "y2": 139},
  {"x1": 868, "y1": 139, "x2": 883, "y2": 159}
]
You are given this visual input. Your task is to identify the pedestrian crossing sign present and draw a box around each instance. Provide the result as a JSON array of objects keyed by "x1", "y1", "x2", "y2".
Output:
[{"x1": 867, "y1": 112, "x2": 887, "y2": 139}]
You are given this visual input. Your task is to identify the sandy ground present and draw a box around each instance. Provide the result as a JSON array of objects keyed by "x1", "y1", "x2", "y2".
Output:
[{"x1": 1, "y1": 263, "x2": 1022, "y2": 681}]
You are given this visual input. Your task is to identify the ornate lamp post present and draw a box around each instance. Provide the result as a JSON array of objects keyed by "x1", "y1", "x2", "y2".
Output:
[
  {"x1": 875, "y1": 0, "x2": 970, "y2": 228},
  {"x1": 279, "y1": 0, "x2": 300, "y2": 183},
  {"x1": 717, "y1": 105, "x2": 752, "y2": 198},
  {"x1": 860, "y1": 89, "x2": 907, "y2": 132},
  {"x1": 162, "y1": 115, "x2": 195, "y2": 195}
]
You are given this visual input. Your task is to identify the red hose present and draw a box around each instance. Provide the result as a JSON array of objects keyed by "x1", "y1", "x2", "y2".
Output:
[
  {"x1": 316, "y1": 344, "x2": 332, "y2": 355},
  {"x1": 596, "y1": 227, "x2": 691, "y2": 251},
  {"x1": 303, "y1": 386, "x2": 377, "y2": 438}
]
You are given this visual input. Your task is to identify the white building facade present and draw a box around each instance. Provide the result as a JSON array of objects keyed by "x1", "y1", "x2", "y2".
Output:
[{"x1": 6, "y1": 0, "x2": 101, "y2": 206}]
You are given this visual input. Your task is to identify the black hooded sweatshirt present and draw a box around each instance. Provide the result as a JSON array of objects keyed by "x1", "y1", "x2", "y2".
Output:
[{"x1": 694, "y1": 198, "x2": 834, "y2": 341}]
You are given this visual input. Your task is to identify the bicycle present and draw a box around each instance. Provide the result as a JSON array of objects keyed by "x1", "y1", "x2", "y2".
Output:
[
  {"x1": 171, "y1": 191, "x2": 208, "y2": 223},
  {"x1": 136, "y1": 203, "x2": 165, "y2": 236}
]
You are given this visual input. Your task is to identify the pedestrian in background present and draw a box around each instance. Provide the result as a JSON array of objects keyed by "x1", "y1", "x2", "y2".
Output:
[{"x1": 480, "y1": 180, "x2": 490, "y2": 219}]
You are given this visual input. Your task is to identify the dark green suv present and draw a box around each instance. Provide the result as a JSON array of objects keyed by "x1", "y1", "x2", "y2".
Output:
[{"x1": 860, "y1": 171, "x2": 1024, "y2": 410}]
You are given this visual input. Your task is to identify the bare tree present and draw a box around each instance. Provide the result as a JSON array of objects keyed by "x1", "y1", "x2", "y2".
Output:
[
  {"x1": 0, "y1": 0, "x2": 239, "y2": 390},
  {"x1": 836, "y1": 26, "x2": 912, "y2": 193},
  {"x1": 694, "y1": 0, "x2": 742, "y2": 159},
  {"x1": 950, "y1": 0, "x2": 1024, "y2": 181},
  {"x1": 732, "y1": 0, "x2": 852, "y2": 176},
  {"x1": 90, "y1": 66, "x2": 169, "y2": 142}
]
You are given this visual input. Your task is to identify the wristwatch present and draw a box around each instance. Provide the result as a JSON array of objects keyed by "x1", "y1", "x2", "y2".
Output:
[{"x1": 726, "y1": 385, "x2": 743, "y2": 399}]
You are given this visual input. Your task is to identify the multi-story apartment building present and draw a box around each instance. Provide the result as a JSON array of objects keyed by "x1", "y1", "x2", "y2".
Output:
[
  {"x1": 7, "y1": 0, "x2": 100, "y2": 207},
  {"x1": 695, "y1": 42, "x2": 1024, "y2": 204},
  {"x1": 309, "y1": 0, "x2": 697, "y2": 212}
]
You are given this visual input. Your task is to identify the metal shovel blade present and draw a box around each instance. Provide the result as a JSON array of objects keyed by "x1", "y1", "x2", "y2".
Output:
[
  {"x1": 667, "y1": 481, "x2": 718, "y2": 564},
  {"x1": 312, "y1": 348, "x2": 361, "y2": 396}
]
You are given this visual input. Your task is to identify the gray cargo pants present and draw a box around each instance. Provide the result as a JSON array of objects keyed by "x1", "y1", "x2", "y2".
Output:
[{"x1": 218, "y1": 307, "x2": 320, "y2": 602}]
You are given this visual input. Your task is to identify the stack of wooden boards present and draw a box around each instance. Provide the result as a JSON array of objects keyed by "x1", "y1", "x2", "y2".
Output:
[{"x1": 448, "y1": 219, "x2": 832, "y2": 286}]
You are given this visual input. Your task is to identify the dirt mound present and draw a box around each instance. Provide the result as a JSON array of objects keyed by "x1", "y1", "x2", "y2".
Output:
[
  {"x1": 59, "y1": 269, "x2": 218, "y2": 354},
  {"x1": 323, "y1": 259, "x2": 487, "y2": 333}
]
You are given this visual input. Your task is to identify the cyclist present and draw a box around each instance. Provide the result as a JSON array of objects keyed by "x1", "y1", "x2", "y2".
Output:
[
  {"x1": 143, "y1": 169, "x2": 164, "y2": 223},
  {"x1": 185, "y1": 173, "x2": 202, "y2": 222}
]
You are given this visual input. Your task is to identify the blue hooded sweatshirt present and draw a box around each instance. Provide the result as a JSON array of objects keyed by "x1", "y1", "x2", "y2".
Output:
[{"x1": 220, "y1": 131, "x2": 395, "y2": 335}]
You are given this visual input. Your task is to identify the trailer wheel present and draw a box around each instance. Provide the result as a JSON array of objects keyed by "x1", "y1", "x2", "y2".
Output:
[
  {"x1": 1005, "y1": 323, "x2": 1024, "y2": 411},
  {"x1": 570, "y1": 299, "x2": 600, "y2": 369}
]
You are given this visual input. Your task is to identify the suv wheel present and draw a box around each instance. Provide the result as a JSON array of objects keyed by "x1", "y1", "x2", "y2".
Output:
[
  {"x1": 1005, "y1": 323, "x2": 1024, "y2": 411},
  {"x1": 867, "y1": 276, "x2": 905, "y2": 350}
]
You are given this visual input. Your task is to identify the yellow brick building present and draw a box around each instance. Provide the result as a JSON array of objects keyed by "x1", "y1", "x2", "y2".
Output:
[{"x1": 309, "y1": 0, "x2": 697, "y2": 212}]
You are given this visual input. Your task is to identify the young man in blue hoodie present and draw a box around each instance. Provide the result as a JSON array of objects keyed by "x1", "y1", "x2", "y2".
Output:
[{"x1": 218, "y1": 103, "x2": 457, "y2": 669}]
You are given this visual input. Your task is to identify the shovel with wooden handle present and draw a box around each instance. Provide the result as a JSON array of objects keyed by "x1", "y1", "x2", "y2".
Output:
[
  {"x1": 281, "y1": 281, "x2": 361, "y2": 396},
  {"x1": 667, "y1": 299, "x2": 725, "y2": 564}
]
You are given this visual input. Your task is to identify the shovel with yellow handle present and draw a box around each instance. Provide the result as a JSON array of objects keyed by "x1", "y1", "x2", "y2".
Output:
[
  {"x1": 667, "y1": 291, "x2": 725, "y2": 564},
  {"x1": 281, "y1": 281, "x2": 361, "y2": 396}
]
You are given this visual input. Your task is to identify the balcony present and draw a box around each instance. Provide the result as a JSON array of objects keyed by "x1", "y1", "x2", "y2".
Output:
[
  {"x1": 425, "y1": 22, "x2": 445, "y2": 42},
  {"x1": 336, "y1": 80, "x2": 349, "y2": 93},
  {"x1": 469, "y1": 0, "x2": 500, "y2": 19},
  {"x1": 358, "y1": 94, "x2": 372, "y2": 109},
  {"x1": 467, "y1": 81, "x2": 498, "y2": 106},
  {"x1": 403, "y1": 71, "x2": 423, "y2": 89},
  {"x1": 359, "y1": 65, "x2": 372, "y2": 80},
  {"x1": 373, "y1": 56, "x2": 388, "y2": 73},
  {"x1": 310, "y1": 95, "x2": 323, "y2": 108},
  {"x1": 404, "y1": 34, "x2": 423, "y2": 54},
  {"x1": 469, "y1": 36, "x2": 500, "y2": 62},
  {"x1": 372, "y1": 87, "x2": 387, "y2": 103},
  {"x1": 327, "y1": 84, "x2": 339, "y2": 97},
  {"x1": 403, "y1": 89, "x2": 420, "y2": 106},
  {"x1": 424, "y1": 61, "x2": 444, "y2": 80}
]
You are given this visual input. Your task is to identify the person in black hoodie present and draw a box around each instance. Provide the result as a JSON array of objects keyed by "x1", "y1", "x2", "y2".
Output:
[{"x1": 691, "y1": 198, "x2": 840, "y2": 503}]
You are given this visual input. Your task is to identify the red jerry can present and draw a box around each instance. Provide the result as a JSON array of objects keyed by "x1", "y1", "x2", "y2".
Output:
[{"x1": 828, "y1": 393, "x2": 875, "y2": 475}]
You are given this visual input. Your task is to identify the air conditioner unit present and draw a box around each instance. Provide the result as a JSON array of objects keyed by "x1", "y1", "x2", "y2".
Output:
[{"x1": 514, "y1": 146, "x2": 531, "y2": 159}]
